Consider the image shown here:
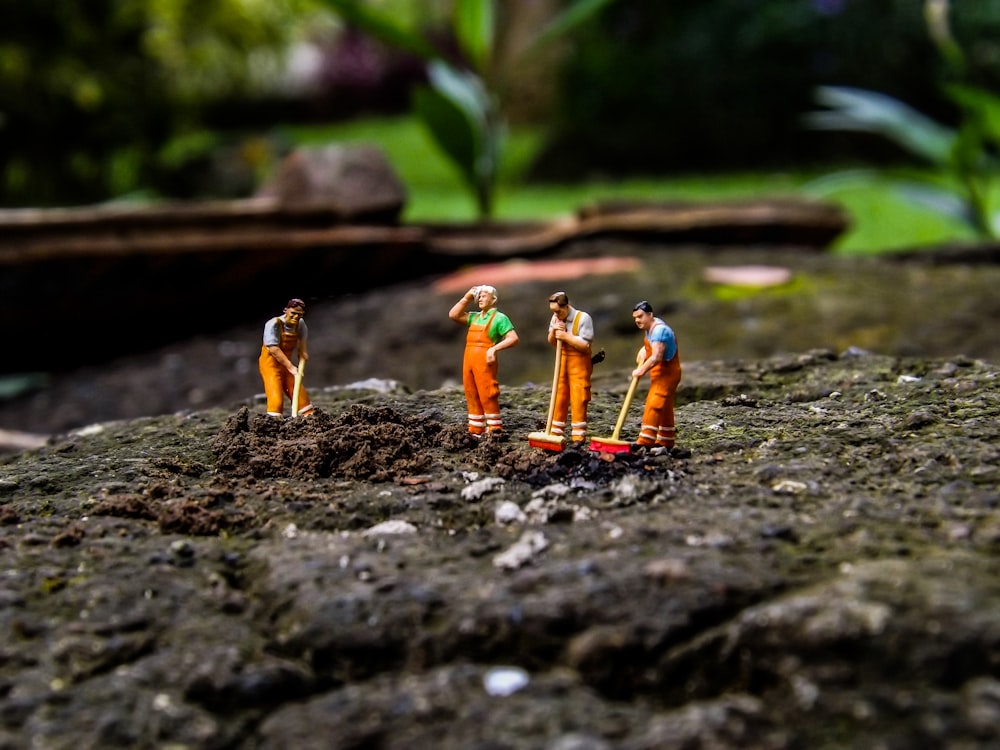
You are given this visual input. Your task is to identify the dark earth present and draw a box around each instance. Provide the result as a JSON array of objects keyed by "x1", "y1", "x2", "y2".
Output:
[{"x1": 1, "y1": 239, "x2": 999, "y2": 748}]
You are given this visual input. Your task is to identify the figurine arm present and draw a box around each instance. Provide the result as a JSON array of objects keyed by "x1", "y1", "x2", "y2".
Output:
[
  {"x1": 449, "y1": 288, "x2": 477, "y2": 323},
  {"x1": 486, "y1": 329, "x2": 519, "y2": 364},
  {"x1": 266, "y1": 345, "x2": 297, "y2": 375},
  {"x1": 547, "y1": 313, "x2": 562, "y2": 346},
  {"x1": 498, "y1": 329, "x2": 519, "y2": 351},
  {"x1": 554, "y1": 328, "x2": 591, "y2": 353},
  {"x1": 632, "y1": 341, "x2": 665, "y2": 378}
]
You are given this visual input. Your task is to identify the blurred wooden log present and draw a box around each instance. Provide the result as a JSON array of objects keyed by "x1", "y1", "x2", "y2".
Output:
[
  {"x1": 576, "y1": 197, "x2": 850, "y2": 247},
  {"x1": 0, "y1": 196, "x2": 849, "y2": 374}
]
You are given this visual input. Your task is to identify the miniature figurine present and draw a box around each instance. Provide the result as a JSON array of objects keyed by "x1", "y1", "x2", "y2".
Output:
[
  {"x1": 258, "y1": 298, "x2": 314, "y2": 418},
  {"x1": 448, "y1": 285, "x2": 519, "y2": 435},
  {"x1": 630, "y1": 300, "x2": 681, "y2": 450},
  {"x1": 546, "y1": 291, "x2": 595, "y2": 443}
]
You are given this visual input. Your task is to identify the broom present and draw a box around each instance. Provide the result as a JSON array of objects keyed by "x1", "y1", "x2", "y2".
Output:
[
  {"x1": 527, "y1": 340, "x2": 566, "y2": 451},
  {"x1": 589, "y1": 375, "x2": 639, "y2": 453},
  {"x1": 291, "y1": 359, "x2": 305, "y2": 418}
]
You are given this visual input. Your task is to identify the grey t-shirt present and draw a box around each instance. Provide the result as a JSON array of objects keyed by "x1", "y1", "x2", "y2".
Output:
[
  {"x1": 263, "y1": 316, "x2": 308, "y2": 347},
  {"x1": 549, "y1": 306, "x2": 594, "y2": 342}
]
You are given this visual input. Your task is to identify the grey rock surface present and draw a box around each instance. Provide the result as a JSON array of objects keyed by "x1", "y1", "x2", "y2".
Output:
[{"x1": 0, "y1": 349, "x2": 997, "y2": 748}]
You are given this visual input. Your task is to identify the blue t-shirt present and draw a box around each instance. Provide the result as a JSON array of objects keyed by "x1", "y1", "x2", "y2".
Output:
[{"x1": 647, "y1": 318, "x2": 677, "y2": 361}]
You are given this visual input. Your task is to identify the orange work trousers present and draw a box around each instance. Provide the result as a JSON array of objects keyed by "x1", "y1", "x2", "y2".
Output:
[
  {"x1": 259, "y1": 345, "x2": 312, "y2": 417},
  {"x1": 637, "y1": 353, "x2": 682, "y2": 448},
  {"x1": 550, "y1": 347, "x2": 593, "y2": 442},
  {"x1": 462, "y1": 315, "x2": 502, "y2": 434}
]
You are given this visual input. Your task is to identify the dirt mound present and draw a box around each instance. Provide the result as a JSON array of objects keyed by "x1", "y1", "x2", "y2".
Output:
[
  {"x1": 212, "y1": 403, "x2": 688, "y2": 489},
  {"x1": 212, "y1": 404, "x2": 467, "y2": 482}
]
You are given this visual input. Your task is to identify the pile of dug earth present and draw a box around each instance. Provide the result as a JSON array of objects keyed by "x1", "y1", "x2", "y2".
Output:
[
  {"x1": 212, "y1": 402, "x2": 687, "y2": 485},
  {"x1": 0, "y1": 350, "x2": 998, "y2": 749}
]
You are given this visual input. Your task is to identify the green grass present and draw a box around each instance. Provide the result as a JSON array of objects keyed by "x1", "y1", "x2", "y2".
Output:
[{"x1": 276, "y1": 116, "x2": 984, "y2": 255}]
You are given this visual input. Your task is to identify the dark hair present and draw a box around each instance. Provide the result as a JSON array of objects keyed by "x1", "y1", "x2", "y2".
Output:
[
  {"x1": 633, "y1": 300, "x2": 653, "y2": 313},
  {"x1": 285, "y1": 298, "x2": 306, "y2": 311},
  {"x1": 548, "y1": 291, "x2": 569, "y2": 306}
]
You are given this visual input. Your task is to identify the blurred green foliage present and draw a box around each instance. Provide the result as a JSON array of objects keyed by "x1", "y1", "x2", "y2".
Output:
[
  {"x1": 318, "y1": 0, "x2": 615, "y2": 218},
  {"x1": 0, "y1": 0, "x2": 321, "y2": 206},
  {"x1": 805, "y1": 1, "x2": 1000, "y2": 239},
  {"x1": 2, "y1": 0, "x2": 1000, "y2": 258},
  {"x1": 283, "y1": 114, "x2": 967, "y2": 253},
  {"x1": 539, "y1": 0, "x2": 1000, "y2": 178}
]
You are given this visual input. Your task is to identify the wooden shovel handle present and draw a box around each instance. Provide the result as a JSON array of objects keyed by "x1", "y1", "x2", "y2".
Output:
[
  {"x1": 611, "y1": 376, "x2": 639, "y2": 440},
  {"x1": 291, "y1": 359, "x2": 305, "y2": 418},
  {"x1": 544, "y1": 340, "x2": 562, "y2": 433}
]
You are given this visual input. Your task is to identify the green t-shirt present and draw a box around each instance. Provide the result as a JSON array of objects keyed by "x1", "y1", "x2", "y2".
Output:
[{"x1": 468, "y1": 309, "x2": 515, "y2": 344}]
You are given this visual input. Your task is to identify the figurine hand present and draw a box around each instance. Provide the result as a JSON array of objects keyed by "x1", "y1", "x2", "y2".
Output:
[{"x1": 467, "y1": 286, "x2": 480, "y2": 299}]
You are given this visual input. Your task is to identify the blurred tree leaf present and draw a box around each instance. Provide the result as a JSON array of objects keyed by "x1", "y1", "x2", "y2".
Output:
[
  {"x1": 896, "y1": 181, "x2": 975, "y2": 226},
  {"x1": 804, "y1": 2, "x2": 1000, "y2": 240},
  {"x1": 805, "y1": 86, "x2": 956, "y2": 165},
  {"x1": 454, "y1": 0, "x2": 494, "y2": 73},
  {"x1": 527, "y1": 0, "x2": 617, "y2": 51},
  {"x1": 414, "y1": 60, "x2": 500, "y2": 217},
  {"x1": 316, "y1": 0, "x2": 438, "y2": 60},
  {"x1": 318, "y1": 0, "x2": 616, "y2": 218},
  {"x1": 945, "y1": 83, "x2": 1000, "y2": 151}
]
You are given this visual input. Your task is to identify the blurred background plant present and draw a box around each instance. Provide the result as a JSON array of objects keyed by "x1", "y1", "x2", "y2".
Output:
[
  {"x1": 3, "y1": 0, "x2": 1000, "y2": 252},
  {"x1": 318, "y1": 0, "x2": 616, "y2": 218},
  {"x1": 0, "y1": 0, "x2": 330, "y2": 205},
  {"x1": 804, "y1": 0, "x2": 1000, "y2": 240}
]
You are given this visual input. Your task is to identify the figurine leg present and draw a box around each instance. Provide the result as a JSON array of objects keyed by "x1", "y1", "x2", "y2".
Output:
[
  {"x1": 567, "y1": 355, "x2": 593, "y2": 442},
  {"x1": 260, "y1": 359, "x2": 288, "y2": 417},
  {"x1": 463, "y1": 367, "x2": 486, "y2": 435}
]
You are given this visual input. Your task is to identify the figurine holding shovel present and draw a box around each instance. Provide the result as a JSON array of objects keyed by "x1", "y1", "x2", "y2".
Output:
[
  {"x1": 258, "y1": 297, "x2": 314, "y2": 418},
  {"x1": 543, "y1": 291, "x2": 595, "y2": 444},
  {"x1": 629, "y1": 300, "x2": 681, "y2": 451}
]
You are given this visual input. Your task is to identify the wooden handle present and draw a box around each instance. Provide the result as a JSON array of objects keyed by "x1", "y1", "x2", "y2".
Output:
[
  {"x1": 610, "y1": 376, "x2": 639, "y2": 440},
  {"x1": 291, "y1": 359, "x2": 305, "y2": 418},
  {"x1": 544, "y1": 340, "x2": 562, "y2": 432}
]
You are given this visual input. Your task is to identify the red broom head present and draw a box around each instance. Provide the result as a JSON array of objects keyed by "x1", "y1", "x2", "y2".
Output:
[{"x1": 588, "y1": 438, "x2": 632, "y2": 454}]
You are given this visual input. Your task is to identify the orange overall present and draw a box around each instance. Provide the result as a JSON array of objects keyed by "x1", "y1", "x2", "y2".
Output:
[
  {"x1": 258, "y1": 318, "x2": 313, "y2": 417},
  {"x1": 462, "y1": 310, "x2": 503, "y2": 434},
  {"x1": 551, "y1": 312, "x2": 593, "y2": 442},
  {"x1": 637, "y1": 329, "x2": 682, "y2": 448}
]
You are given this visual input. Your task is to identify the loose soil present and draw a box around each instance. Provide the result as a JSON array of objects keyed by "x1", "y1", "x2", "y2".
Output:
[{"x1": 0, "y1": 241, "x2": 998, "y2": 748}]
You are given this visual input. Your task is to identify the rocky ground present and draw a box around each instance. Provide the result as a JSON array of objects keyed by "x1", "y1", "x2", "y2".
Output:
[
  {"x1": 0, "y1": 240, "x2": 999, "y2": 748},
  {"x1": 3, "y1": 241, "x2": 1000, "y2": 438}
]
